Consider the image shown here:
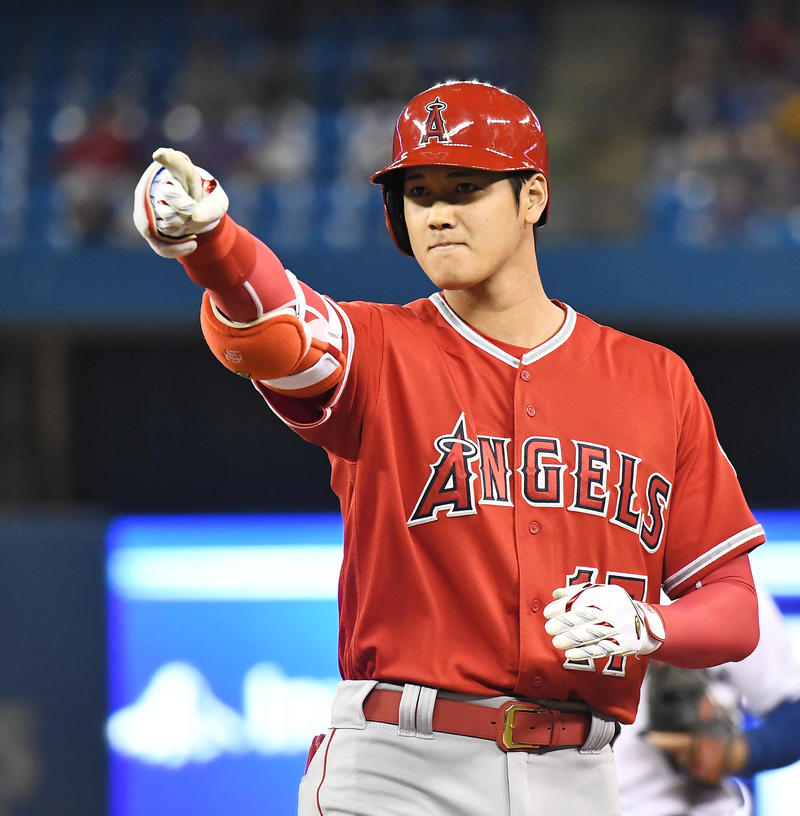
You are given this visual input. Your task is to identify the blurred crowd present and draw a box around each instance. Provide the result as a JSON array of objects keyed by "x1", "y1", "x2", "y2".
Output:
[
  {"x1": 642, "y1": 1, "x2": 800, "y2": 245},
  {"x1": 2, "y1": 0, "x2": 800, "y2": 251}
]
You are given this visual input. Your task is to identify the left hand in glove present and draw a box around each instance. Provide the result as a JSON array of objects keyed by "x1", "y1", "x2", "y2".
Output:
[{"x1": 543, "y1": 582, "x2": 665, "y2": 661}]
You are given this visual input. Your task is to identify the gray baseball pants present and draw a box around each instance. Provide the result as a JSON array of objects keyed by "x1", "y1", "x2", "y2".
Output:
[{"x1": 298, "y1": 680, "x2": 621, "y2": 816}]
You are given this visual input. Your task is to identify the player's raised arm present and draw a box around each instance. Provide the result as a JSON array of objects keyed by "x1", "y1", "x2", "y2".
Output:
[{"x1": 132, "y1": 149, "x2": 345, "y2": 399}]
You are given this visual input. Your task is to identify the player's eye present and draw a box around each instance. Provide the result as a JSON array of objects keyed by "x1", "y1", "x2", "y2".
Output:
[
  {"x1": 454, "y1": 182, "x2": 480, "y2": 194},
  {"x1": 405, "y1": 185, "x2": 428, "y2": 198}
]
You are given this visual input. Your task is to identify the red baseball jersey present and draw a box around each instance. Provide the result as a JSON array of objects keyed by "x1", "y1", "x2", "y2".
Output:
[{"x1": 255, "y1": 291, "x2": 764, "y2": 723}]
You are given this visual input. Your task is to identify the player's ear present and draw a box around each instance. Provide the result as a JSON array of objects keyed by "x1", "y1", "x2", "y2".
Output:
[{"x1": 523, "y1": 173, "x2": 548, "y2": 227}]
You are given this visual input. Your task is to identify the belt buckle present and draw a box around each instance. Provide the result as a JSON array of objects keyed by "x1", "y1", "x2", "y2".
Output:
[{"x1": 499, "y1": 701, "x2": 547, "y2": 751}]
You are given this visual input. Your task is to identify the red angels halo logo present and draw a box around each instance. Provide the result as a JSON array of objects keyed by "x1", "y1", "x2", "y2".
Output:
[{"x1": 420, "y1": 97, "x2": 450, "y2": 144}]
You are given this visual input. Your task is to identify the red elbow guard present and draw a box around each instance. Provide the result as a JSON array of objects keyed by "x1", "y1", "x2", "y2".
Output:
[{"x1": 199, "y1": 292, "x2": 345, "y2": 397}]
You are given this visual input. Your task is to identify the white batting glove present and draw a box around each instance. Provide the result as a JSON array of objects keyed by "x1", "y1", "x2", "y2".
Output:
[
  {"x1": 133, "y1": 147, "x2": 229, "y2": 258},
  {"x1": 543, "y1": 583, "x2": 665, "y2": 661}
]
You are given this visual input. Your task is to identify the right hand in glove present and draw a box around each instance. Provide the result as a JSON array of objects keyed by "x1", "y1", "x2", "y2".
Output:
[
  {"x1": 133, "y1": 147, "x2": 229, "y2": 258},
  {"x1": 544, "y1": 582, "x2": 665, "y2": 661}
]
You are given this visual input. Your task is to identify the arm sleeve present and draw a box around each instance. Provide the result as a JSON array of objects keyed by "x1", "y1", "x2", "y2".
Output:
[
  {"x1": 653, "y1": 553, "x2": 759, "y2": 667},
  {"x1": 179, "y1": 214, "x2": 329, "y2": 324}
]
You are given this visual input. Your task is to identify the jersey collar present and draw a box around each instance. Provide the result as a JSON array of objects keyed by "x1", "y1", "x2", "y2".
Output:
[{"x1": 429, "y1": 292, "x2": 577, "y2": 368}]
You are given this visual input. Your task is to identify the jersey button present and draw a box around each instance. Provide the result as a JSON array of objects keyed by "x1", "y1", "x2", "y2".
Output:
[
  {"x1": 532, "y1": 675, "x2": 544, "y2": 688},
  {"x1": 530, "y1": 599, "x2": 542, "y2": 613},
  {"x1": 520, "y1": 369, "x2": 531, "y2": 382},
  {"x1": 525, "y1": 405, "x2": 536, "y2": 417},
  {"x1": 528, "y1": 520, "x2": 541, "y2": 535}
]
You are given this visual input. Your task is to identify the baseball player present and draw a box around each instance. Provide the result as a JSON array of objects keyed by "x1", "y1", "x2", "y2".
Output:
[
  {"x1": 133, "y1": 81, "x2": 765, "y2": 815},
  {"x1": 616, "y1": 584, "x2": 800, "y2": 816}
]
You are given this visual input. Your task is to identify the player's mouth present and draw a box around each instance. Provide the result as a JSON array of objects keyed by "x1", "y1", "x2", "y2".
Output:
[{"x1": 428, "y1": 241, "x2": 465, "y2": 251}]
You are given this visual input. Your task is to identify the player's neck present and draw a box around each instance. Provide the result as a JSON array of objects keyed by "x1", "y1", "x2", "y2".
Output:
[{"x1": 443, "y1": 273, "x2": 564, "y2": 351}]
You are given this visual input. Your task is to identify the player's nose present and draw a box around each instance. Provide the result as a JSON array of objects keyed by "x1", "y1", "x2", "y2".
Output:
[{"x1": 426, "y1": 200, "x2": 456, "y2": 229}]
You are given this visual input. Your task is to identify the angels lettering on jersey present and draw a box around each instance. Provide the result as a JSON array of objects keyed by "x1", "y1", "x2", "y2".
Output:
[{"x1": 408, "y1": 413, "x2": 672, "y2": 553}]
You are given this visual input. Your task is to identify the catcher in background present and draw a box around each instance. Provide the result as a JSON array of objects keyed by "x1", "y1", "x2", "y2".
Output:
[{"x1": 615, "y1": 583, "x2": 800, "y2": 816}]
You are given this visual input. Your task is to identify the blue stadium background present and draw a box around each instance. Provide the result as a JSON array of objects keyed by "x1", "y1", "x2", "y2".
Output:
[{"x1": 0, "y1": 0, "x2": 799, "y2": 813}]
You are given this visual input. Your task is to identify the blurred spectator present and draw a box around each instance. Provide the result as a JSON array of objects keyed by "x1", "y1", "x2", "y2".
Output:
[
  {"x1": 156, "y1": 36, "x2": 248, "y2": 175},
  {"x1": 227, "y1": 41, "x2": 318, "y2": 186},
  {"x1": 641, "y1": 3, "x2": 800, "y2": 245},
  {"x1": 51, "y1": 96, "x2": 143, "y2": 246},
  {"x1": 737, "y1": 0, "x2": 798, "y2": 71}
]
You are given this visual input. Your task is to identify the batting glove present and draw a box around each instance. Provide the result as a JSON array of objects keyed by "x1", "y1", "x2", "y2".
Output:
[
  {"x1": 543, "y1": 583, "x2": 665, "y2": 661},
  {"x1": 133, "y1": 147, "x2": 229, "y2": 258}
]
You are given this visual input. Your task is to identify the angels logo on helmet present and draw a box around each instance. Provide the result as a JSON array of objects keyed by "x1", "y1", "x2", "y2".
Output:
[{"x1": 420, "y1": 97, "x2": 450, "y2": 145}]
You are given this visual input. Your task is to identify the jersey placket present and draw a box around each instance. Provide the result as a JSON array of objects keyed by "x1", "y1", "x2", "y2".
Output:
[
  {"x1": 512, "y1": 360, "x2": 552, "y2": 697},
  {"x1": 426, "y1": 293, "x2": 580, "y2": 698}
]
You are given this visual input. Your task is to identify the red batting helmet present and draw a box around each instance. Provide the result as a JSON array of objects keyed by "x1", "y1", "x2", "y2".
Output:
[{"x1": 371, "y1": 80, "x2": 550, "y2": 255}]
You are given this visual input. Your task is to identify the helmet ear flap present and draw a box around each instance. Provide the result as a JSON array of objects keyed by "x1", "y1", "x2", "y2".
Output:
[{"x1": 383, "y1": 184, "x2": 413, "y2": 256}]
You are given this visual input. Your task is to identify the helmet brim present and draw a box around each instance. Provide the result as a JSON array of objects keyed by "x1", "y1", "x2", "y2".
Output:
[{"x1": 370, "y1": 144, "x2": 544, "y2": 185}]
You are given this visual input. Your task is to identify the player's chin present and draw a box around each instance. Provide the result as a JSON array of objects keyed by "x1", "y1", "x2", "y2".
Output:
[
  {"x1": 425, "y1": 273, "x2": 477, "y2": 292},
  {"x1": 420, "y1": 260, "x2": 481, "y2": 291}
]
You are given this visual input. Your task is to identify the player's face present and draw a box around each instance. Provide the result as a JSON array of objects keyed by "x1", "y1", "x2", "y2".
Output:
[{"x1": 402, "y1": 166, "x2": 545, "y2": 293}]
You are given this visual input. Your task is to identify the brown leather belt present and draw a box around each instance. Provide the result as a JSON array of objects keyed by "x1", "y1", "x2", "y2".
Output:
[{"x1": 362, "y1": 689, "x2": 592, "y2": 752}]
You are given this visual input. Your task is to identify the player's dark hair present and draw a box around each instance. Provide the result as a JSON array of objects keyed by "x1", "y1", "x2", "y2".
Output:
[{"x1": 508, "y1": 171, "x2": 535, "y2": 205}]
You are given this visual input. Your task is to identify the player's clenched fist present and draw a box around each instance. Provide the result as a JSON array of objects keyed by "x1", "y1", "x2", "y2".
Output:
[
  {"x1": 133, "y1": 147, "x2": 229, "y2": 258},
  {"x1": 544, "y1": 583, "x2": 666, "y2": 661}
]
